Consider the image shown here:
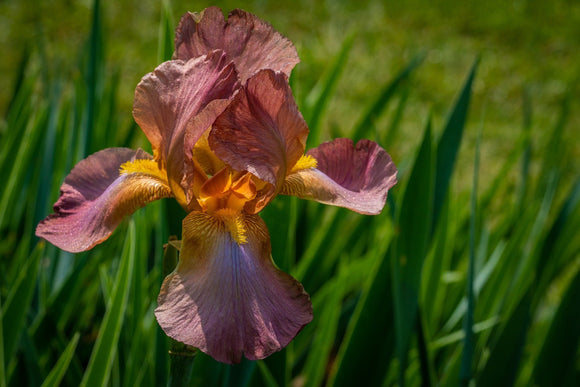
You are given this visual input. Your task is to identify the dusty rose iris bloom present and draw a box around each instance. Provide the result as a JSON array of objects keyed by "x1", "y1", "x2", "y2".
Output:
[{"x1": 36, "y1": 7, "x2": 397, "y2": 364}]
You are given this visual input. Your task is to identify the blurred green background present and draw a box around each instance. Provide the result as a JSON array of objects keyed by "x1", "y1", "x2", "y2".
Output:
[{"x1": 1, "y1": 0, "x2": 579, "y2": 386}]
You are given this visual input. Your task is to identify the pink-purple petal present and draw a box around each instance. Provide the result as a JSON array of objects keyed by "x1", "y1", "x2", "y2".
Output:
[
  {"x1": 36, "y1": 148, "x2": 172, "y2": 253},
  {"x1": 174, "y1": 7, "x2": 299, "y2": 83},
  {"x1": 209, "y1": 69, "x2": 308, "y2": 191},
  {"x1": 155, "y1": 211, "x2": 312, "y2": 364},
  {"x1": 281, "y1": 138, "x2": 398, "y2": 215},
  {"x1": 133, "y1": 51, "x2": 239, "y2": 204}
]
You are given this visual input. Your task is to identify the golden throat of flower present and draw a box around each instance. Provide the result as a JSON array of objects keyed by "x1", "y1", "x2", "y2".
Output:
[
  {"x1": 197, "y1": 168, "x2": 257, "y2": 244},
  {"x1": 119, "y1": 158, "x2": 168, "y2": 181},
  {"x1": 214, "y1": 208, "x2": 247, "y2": 244},
  {"x1": 290, "y1": 154, "x2": 317, "y2": 173},
  {"x1": 198, "y1": 168, "x2": 257, "y2": 213}
]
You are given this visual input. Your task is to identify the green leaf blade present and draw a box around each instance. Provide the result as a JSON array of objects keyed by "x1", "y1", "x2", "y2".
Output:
[
  {"x1": 433, "y1": 58, "x2": 479, "y2": 229},
  {"x1": 533, "y1": 266, "x2": 580, "y2": 387},
  {"x1": 392, "y1": 119, "x2": 434, "y2": 384},
  {"x1": 40, "y1": 333, "x2": 81, "y2": 387},
  {"x1": 80, "y1": 220, "x2": 136, "y2": 387}
]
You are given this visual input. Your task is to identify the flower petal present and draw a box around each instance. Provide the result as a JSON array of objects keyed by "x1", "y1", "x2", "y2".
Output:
[
  {"x1": 36, "y1": 148, "x2": 172, "y2": 253},
  {"x1": 133, "y1": 51, "x2": 239, "y2": 207},
  {"x1": 209, "y1": 69, "x2": 308, "y2": 194},
  {"x1": 281, "y1": 138, "x2": 398, "y2": 215},
  {"x1": 174, "y1": 7, "x2": 299, "y2": 83},
  {"x1": 155, "y1": 211, "x2": 312, "y2": 364}
]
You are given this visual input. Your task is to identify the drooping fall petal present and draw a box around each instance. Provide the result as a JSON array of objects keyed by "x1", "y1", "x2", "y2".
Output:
[
  {"x1": 133, "y1": 50, "x2": 239, "y2": 207},
  {"x1": 281, "y1": 138, "x2": 398, "y2": 215},
  {"x1": 36, "y1": 148, "x2": 172, "y2": 253},
  {"x1": 155, "y1": 211, "x2": 312, "y2": 364},
  {"x1": 174, "y1": 7, "x2": 299, "y2": 83},
  {"x1": 210, "y1": 69, "x2": 308, "y2": 198}
]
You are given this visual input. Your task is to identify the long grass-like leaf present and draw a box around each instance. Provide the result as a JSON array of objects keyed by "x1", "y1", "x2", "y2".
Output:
[
  {"x1": 351, "y1": 53, "x2": 424, "y2": 142},
  {"x1": 0, "y1": 299, "x2": 5, "y2": 387},
  {"x1": 416, "y1": 310, "x2": 436, "y2": 387},
  {"x1": 431, "y1": 317, "x2": 499, "y2": 350},
  {"x1": 532, "y1": 265, "x2": 580, "y2": 386},
  {"x1": 262, "y1": 195, "x2": 298, "y2": 274},
  {"x1": 158, "y1": 0, "x2": 174, "y2": 63},
  {"x1": 221, "y1": 359, "x2": 256, "y2": 387},
  {"x1": 432, "y1": 58, "x2": 478, "y2": 229},
  {"x1": 303, "y1": 279, "x2": 342, "y2": 387},
  {"x1": 0, "y1": 106, "x2": 46, "y2": 229},
  {"x1": 4, "y1": 46, "x2": 30, "y2": 120},
  {"x1": 304, "y1": 33, "x2": 354, "y2": 148},
  {"x1": 534, "y1": 178, "x2": 580, "y2": 302},
  {"x1": 476, "y1": 290, "x2": 532, "y2": 386},
  {"x1": 1, "y1": 52, "x2": 33, "y2": 171},
  {"x1": 509, "y1": 173, "x2": 557, "y2": 303},
  {"x1": 83, "y1": 0, "x2": 103, "y2": 156},
  {"x1": 40, "y1": 333, "x2": 80, "y2": 387},
  {"x1": 80, "y1": 220, "x2": 136, "y2": 387},
  {"x1": 293, "y1": 207, "x2": 339, "y2": 281},
  {"x1": 2, "y1": 242, "x2": 41, "y2": 369},
  {"x1": 256, "y1": 361, "x2": 280, "y2": 387},
  {"x1": 383, "y1": 86, "x2": 410, "y2": 147},
  {"x1": 459, "y1": 122, "x2": 482, "y2": 385},
  {"x1": 477, "y1": 132, "x2": 527, "y2": 216},
  {"x1": 33, "y1": 81, "x2": 61, "y2": 228},
  {"x1": 392, "y1": 119, "x2": 434, "y2": 385},
  {"x1": 536, "y1": 95, "x2": 569, "y2": 194},
  {"x1": 328, "y1": 245, "x2": 394, "y2": 386},
  {"x1": 513, "y1": 87, "x2": 533, "y2": 218},
  {"x1": 421, "y1": 194, "x2": 452, "y2": 329},
  {"x1": 442, "y1": 237, "x2": 503, "y2": 332}
]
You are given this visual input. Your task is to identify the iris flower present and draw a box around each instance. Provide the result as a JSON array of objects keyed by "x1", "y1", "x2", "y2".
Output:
[{"x1": 36, "y1": 7, "x2": 397, "y2": 364}]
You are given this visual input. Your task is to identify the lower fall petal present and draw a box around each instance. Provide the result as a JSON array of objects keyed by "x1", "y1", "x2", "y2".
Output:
[
  {"x1": 36, "y1": 148, "x2": 172, "y2": 253},
  {"x1": 281, "y1": 138, "x2": 398, "y2": 215},
  {"x1": 155, "y1": 211, "x2": 312, "y2": 364}
]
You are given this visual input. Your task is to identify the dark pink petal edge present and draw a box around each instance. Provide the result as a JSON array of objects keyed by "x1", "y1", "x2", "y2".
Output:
[
  {"x1": 174, "y1": 7, "x2": 299, "y2": 83},
  {"x1": 209, "y1": 69, "x2": 308, "y2": 193},
  {"x1": 155, "y1": 211, "x2": 312, "y2": 364},
  {"x1": 36, "y1": 148, "x2": 172, "y2": 253},
  {"x1": 281, "y1": 138, "x2": 398, "y2": 215}
]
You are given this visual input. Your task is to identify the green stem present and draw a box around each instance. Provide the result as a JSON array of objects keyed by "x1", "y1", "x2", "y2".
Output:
[{"x1": 167, "y1": 341, "x2": 197, "y2": 387}]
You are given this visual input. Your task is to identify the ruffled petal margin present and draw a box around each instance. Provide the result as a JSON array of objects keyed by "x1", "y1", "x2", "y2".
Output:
[
  {"x1": 36, "y1": 148, "x2": 172, "y2": 253},
  {"x1": 133, "y1": 51, "x2": 239, "y2": 206},
  {"x1": 155, "y1": 211, "x2": 312, "y2": 364},
  {"x1": 174, "y1": 7, "x2": 299, "y2": 83},
  {"x1": 281, "y1": 138, "x2": 398, "y2": 215},
  {"x1": 210, "y1": 69, "x2": 308, "y2": 191}
]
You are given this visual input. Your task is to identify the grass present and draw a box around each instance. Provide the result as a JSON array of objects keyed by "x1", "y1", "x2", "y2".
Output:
[{"x1": 1, "y1": 0, "x2": 579, "y2": 386}]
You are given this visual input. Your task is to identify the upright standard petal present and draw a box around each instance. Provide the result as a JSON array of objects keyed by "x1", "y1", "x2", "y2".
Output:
[
  {"x1": 281, "y1": 138, "x2": 398, "y2": 215},
  {"x1": 36, "y1": 148, "x2": 172, "y2": 253},
  {"x1": 133, "y1": 51, "x2": 239, "y2": 207},
  {"x1": 210, "y1": 69, "x2": 308, "y2": 193},
  {"x1": 174, "y1": 7, "x2": 299, "y2": 83},
  {"x1": 155, "y1": 211, "x2": 312, "y2": 364}
]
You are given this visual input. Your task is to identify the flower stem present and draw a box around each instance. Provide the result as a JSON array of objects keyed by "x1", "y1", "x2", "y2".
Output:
[{"x1": 167, "y1": 340, "x2": 197, "y2": 387}]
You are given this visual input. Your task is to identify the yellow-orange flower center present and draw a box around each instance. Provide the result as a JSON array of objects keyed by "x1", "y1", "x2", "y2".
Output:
[
  {"x1": 197, "y1": 167, "x2": 258, "y2": 244},
  {"x1": 198, "y1": 167, "x2": 257, "y2": 213}
]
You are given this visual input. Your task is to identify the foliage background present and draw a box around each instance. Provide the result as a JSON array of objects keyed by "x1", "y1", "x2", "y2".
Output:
[{"x1": 1, "y1": 0, "x2": 579, "y2": 386}]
